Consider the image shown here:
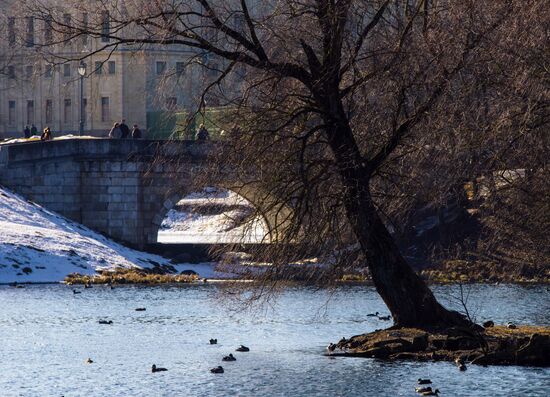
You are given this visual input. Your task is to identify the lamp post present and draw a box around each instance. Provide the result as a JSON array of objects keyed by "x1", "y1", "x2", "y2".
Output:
[{"x1": 77, "y1": 62, "x2": 86, "y2": 136}]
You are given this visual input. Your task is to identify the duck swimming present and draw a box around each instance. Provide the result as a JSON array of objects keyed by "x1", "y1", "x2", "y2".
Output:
[
  {"x1": 151, "y1": 364, "x2": 168, "y2": 373},
  {"x1": 421, "y1": 389, "x2": 440, "y2": 396},
  {"x1": 455, "y1": 357, "x2": 467, "y2": 371},
  {"x1": 236, "y1": 345, "x2": 250, "y2": 352},
  {"x1": 378, "y1": 315, "x2": 391, "y2": 321},
  {"x1": 417, "y1": 379, "x2": 432, "y2": 385},
  {"x1": 415, "y1": 386, "x2": 432, "y2": 393},
  {"x1": 209, "y1": 339, "x2": 218, "y2": 345},
  {"x1": 366, "y1": 312, "x2": 380, "y2": 317},
  {"x1": 73, "y1": 289, "x2": 81, "y2": 294},
  {"x1": 98, "y1": 320, "x2": 113, "y2": 325},
  {"x1": 135, "y1": 308, "x2": 146, "y2": 312},
  {"x1": 222, "y1": 354, "x2": 236, "y2": 362},
  {"x1": 210, "y1": 366, "x2": 224, "y2": 373},
  {"x1": 85, "y1": 358, "x2": 93, "y2": 364}
]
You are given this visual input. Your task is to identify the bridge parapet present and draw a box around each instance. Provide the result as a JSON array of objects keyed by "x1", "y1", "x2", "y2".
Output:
[{"x1": 0, "y1": 139, "x2": 211, "y2": 166}]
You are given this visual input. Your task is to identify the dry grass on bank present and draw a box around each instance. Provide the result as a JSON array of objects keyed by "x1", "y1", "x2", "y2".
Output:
[{"x1": 64, "y1": 269, "x2": 199, "y2": 285}]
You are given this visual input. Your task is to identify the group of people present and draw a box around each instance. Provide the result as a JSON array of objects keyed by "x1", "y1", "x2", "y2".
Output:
[
  {"x1": 108, "y1": 120, "x2": 142, "y2": 139},
  {"x1": 23, "y1": 124, "x2": 38, "y2": 138},
  {"x1": 23, "y1": 125, "x2": 52, "y2": 141},
  {"x1": 22, "y1": 119, "x2": 212, "y2": 142}
]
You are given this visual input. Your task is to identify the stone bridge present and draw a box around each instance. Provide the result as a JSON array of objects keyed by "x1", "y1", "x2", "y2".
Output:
[{"x1": 0, "y1": 139, "x2": 281, "y2": 249}]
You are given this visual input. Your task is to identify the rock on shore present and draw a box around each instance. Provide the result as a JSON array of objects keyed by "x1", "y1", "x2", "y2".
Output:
[{"x1": 329, "y1": 326, "x2": 550, "y2": 367}]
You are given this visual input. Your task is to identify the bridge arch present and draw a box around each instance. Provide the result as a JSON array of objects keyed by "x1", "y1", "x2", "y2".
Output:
[{"x1": 0, "y1": 139, "x2": 292, "y2": 250}]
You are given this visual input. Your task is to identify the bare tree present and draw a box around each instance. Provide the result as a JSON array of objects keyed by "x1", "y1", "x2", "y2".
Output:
[{"x1": 17, "y1": 0, "x2": 548, "y2": 328}]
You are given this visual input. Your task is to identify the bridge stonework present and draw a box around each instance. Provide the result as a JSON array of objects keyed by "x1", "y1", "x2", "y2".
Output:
[{"x1": 0, "y1": 139, "x2": 209, "y2": 248}]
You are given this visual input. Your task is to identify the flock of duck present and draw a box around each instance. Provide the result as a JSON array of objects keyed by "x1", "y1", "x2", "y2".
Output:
[
  {"x1": 148, "y1": 341, "x2": 250, "y2": 375},
  {"x1": 416, "y1": 379, "x2": 440, "y2": 396},
  {"x1": 79, "y1": 284, "x2": 251, "y2": 375}
]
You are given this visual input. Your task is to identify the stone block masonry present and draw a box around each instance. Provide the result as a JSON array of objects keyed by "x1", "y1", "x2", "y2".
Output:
[{"x1": 0, "y1": 139, "x2": 212, "y2": 249}]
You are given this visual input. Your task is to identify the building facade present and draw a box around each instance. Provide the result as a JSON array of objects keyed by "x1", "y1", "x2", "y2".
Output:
[{"x1": 0, "y1": 1, "x2": 219, "y2": 139}]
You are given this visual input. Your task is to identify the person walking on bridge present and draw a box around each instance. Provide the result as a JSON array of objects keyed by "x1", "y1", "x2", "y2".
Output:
[
  {"x1": 109, "y1": 122, "x2": 122, "y2": 139},
  {"x1": 23, "y1": 125, "x2": 31, "y2": 139},
  {"x1": 131, "y1": 124, "x2": 142, "y2": 139},
  {"x1": 195, "y1": 123, "x2": 210, "y2": 141},
  {"x1": 40, "y1": 127, "x2": 52, "y2": 141},
  {"x1": 119, "y1": 119, "x2": 130, "y2": 139},
  {"x1": 30, "y1": 124, "x2": 38, "y2": 136}
]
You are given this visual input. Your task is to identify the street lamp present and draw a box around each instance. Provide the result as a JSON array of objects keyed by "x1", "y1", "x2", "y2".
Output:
[{"x1": 77, "y1": 62, "x2": 86, "y2": 136}]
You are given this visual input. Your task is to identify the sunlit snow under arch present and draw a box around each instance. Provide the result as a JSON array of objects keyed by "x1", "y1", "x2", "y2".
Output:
[{"x1": 157, "y1": 187, "x2": 270, "y2": 244}]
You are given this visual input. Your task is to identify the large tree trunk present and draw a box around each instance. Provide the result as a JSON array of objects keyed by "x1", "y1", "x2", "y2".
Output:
[
  {"x1": 326, "y1": 119, "x2": 469, "y2": 328},
  {"x1": 350, "y1": 187, "x2": 468, "y2": 328}
]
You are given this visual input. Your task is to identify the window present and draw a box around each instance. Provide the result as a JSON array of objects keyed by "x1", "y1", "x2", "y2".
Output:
[
  {"x1": 7, "y1": 66, "x2": 15, "y2": 79},
  {"x1": 94, "y1": 61, "x2": 103, "y2": 75},
  {"x1": 26, "y1": 100, "x2": 35, "y2": 124},
  {"x1": 101, "y1": 11, "x2": 110, "y2": 42},
  {"x1": 44, "y1": 16, "x2": 53, "y2": 45},
  {"x1": 166, "y1": 97, "x2": 177, "y2": 110},
  {"x1": 101, "y1": 97, "x2": 110, "y2": 122},
  {"x1": 176, "y1": 62, "x2": 186, "y2": 77},
  {"x1": 63, "y1": 13, "x2": 71, "y2": 42},
  {"x1": 45, "y1": 64, "x2": 53, "y2": 78},
  {"x1": 45, "y1": 99, "x2": 53, "y2": 124},
  {"x1": 156, "y1": 61, "x2": 166, "y2": 75},
  {"x1": 63, "y1": 64, "x2": 71, "y2": 77},
  {"x1": 26, "y1": 17, "x2": 34, "y2": 47},
  {"x1": 108, "y1": 61, "x2": 116, "y2": 75},
  {"x1": 8, "y1": 17, "x2": 15, "y2": 47},
  {"x1": 8, "y1": 101, "x2": 16, "y2": 125},
  {"x1": 26, "y1": 65, "x2": 33, "y2": 79},
  {"x1": 64, "y1": 98, "x2": 72, "y2": 124},
  {"x1": 82, "y1": 13, "x2": 88, "y2": 45}
]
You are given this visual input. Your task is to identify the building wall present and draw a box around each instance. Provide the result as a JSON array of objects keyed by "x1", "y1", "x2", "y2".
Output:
[{"x1": 0, "y1": 3, "x2": 199, "y2": 139}]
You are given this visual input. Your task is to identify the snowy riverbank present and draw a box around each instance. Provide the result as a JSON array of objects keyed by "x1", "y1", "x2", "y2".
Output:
[{"x1": 0, "y1": 187, "x2": 231, "y2": 283}]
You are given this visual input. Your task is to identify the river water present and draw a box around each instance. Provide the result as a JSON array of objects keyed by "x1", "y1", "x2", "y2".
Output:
[{"x1": 0, "y1": 284, "x2": 548, "y2": 396}]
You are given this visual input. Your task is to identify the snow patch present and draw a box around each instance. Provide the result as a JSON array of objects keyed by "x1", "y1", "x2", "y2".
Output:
[{"x1": 0, "y1": 187, "x2": 228, "y2": 283}]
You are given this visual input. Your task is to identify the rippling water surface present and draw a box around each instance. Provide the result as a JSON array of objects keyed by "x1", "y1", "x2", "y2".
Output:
[{"x1": 0, "y1": 284, "x2": 548, "y2": 396}]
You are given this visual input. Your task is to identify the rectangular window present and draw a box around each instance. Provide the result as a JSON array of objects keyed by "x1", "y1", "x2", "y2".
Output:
[
  {"x1": 64, "y1": 98, "x2": 72, "y2": 124},
  {"x1": 26, "y1": 100, "x2": 35, "y2": 124},
  {"x1": 108, "y1": 61, "x2": 116, "y2": 75},
  {"x1": 101, "y1": 11, "x2": 110, "y2": 42},
  {"x1": 94, "y1": 61, "x2": 103, "y2": 75},
  {"x1": 156, "y1": 61, "x2": 166, "y2": 75},
  {"x1": 45, "y1": 64, "x2": 53, "y2": 78},
  {"x1": 45, "y1": 99, "x2": 53, "y2": 124},
  {"x1": 26, "y1": 17, "x2": 34, "y2": 47},
  {"x1": 7, "y1": 66, "x2": 15, "y2": 79},
  {"x1": 25, "y1": 65, "x2": 33, "y2": 79},
  {"x1": 101, "y1": 97, "x2": 109, "y2": 122},
  {"x1": 176, "y1": 62, "x2": 185, "y2": 77},
  {"x1": 63, "y1": 64, "x2": 71, "y2": 77},
  {"x1": 63, "y1": 13, "x2": 71, "y2": 42},
  {"x1": 44, "y1": 16, "x2": 53, "y2": 45},
  {"x1": 8, "y1": 17, "x2": 15, "y2": 47},
  {"x1": 8, "y1": 101, "x2": 16, "y2": 125},
  {"x1": 82, "y1": 13, "x2": 88, "y2": 45}
]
